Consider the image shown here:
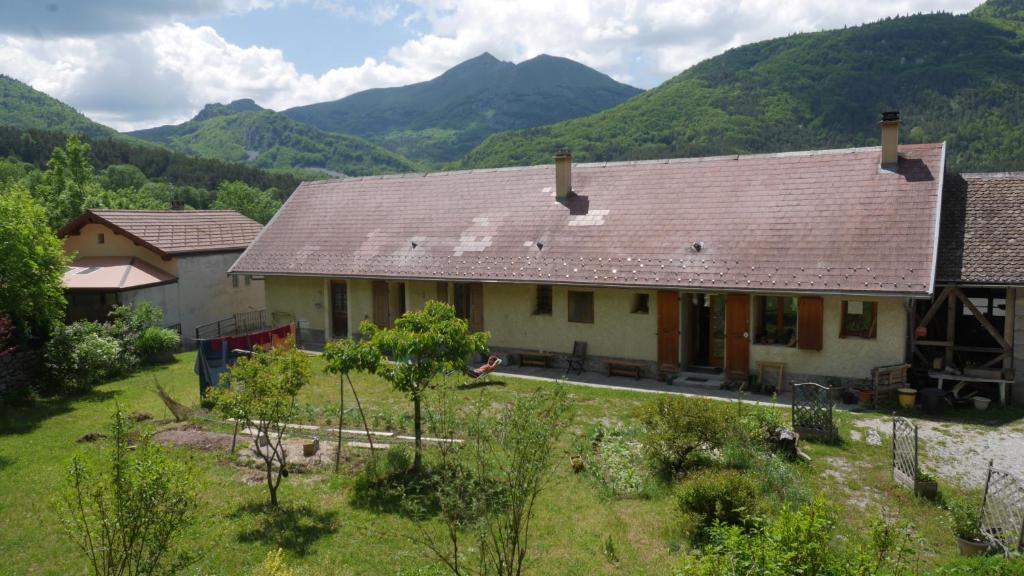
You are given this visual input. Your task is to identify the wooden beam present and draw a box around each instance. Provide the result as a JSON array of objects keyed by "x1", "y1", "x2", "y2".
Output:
[
  {"x1": 952, "y1": 287, "x2": 1011, "y2": 350},
  {"x1": 913, "y1": 348, "x2": 930, "y2": 366},
  {"x1": 916, "y1": 340, "x2": 953, "y2": 347},
  {"x1": 946, "y1": 289, "x2": 957, "y2": 366},
  {"x1": 980, "y1": 353, "x2": 1009, "y2": 369},
  {"x1": 1005, "y1": 287, "x2": 1016, "y2": 373},
  {"x1": 953, "y1": 346, "x2": 1006, "y2": 354},
  {"x1": 917, "y1": 285, "x2": 953, "y2": 330}
]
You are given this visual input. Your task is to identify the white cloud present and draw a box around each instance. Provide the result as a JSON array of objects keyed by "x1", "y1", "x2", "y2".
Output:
[{"x1": 0, "y1": 0, "x2": 982, "y2": 130}]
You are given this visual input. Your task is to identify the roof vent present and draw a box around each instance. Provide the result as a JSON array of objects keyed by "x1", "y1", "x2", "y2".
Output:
[
  {"x1": 554, "y1": 149, "x2": 572, "y2": 200},
  {"x1": 691, "y1": 241, "x2": 704, "y2": 253},
  {"x1": 880, "y1": 111, "x2": 900, "y2": 170}
]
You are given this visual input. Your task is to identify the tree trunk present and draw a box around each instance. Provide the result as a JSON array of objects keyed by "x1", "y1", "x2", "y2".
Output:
[
  {"x1": 413, "y1": 393, "x2": 423, "y2": 471},
  {"x1": 335, "y1": 375, "x2": 344, "y2": 474}
]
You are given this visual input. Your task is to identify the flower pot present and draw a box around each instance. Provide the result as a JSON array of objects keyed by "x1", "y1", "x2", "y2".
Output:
[
  {"x1": 973, "y1": 397, "x2": 991, "y2": 411},
  {"x1": 955, "y1": 536, "x2": 988, "y2": 556},
  {"x1": 857, "y1": 389, "x2": 875, "y2": 407},
  {"x1": 898, "y1": 388, "x2": 917, "y2": 409}
]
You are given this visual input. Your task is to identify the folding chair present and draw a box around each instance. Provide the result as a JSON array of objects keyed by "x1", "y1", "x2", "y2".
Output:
[{"x1": 566, "y1": 341, "x2": 587, "y2": 376}]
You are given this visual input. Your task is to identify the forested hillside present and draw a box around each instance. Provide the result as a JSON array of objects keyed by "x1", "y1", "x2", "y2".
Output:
[
  {"x1": 462, "y1": 5, "x2": 1024, "y2": 173},
  {"x1": 0, "y1": 75, "x2": 117, "y2": 139},
  {"x1": 282, "y1": 53, "x2": 643, "y2": 163},
  {"x1": 129, "y1": 102, "x2": 421, "y2": 176}
]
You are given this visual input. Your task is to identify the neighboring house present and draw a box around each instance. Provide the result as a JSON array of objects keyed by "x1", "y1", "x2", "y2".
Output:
[
  {"x1": 231, "y1": 113, "x2": 967, "y2": 391},
  {"x1": 59, "y1": 209, "x2": 265, "y2": 345}
]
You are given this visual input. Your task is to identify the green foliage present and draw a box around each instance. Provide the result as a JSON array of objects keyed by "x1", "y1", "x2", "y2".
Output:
[
  {"x1": 675, "y1": 500, "x2": 918, "y2": 576},
  {"x1": 340, "y1": 301, "x2": 490, "y2": 470},
  {"x1": 211, "y1": 180, "x2": 282, "y2": 224},
  {"x1": 209, "y1": 341, "x2": 311, "y2": 506},
  {"x1": 129, "y1": 108, "x2": 421, "y2": 176},
  {"x1": 351, "y1": 445, "x2": 418, "y2": 511},
  {"x1": 945, "y1": 494, "x2": 983, "y2": 540},
  {"x1": 55, "y1": 408, "x2": 198, "y2": 576},
  {"x1": 283, "y1": 53, "x2": 642, "y2": 163},
  {"x1": 638, "y1": 396, "x2": 733, "y2": 477},
  {"x1": 462, "y1": 11, "x2": 1024, "y2": 173},
  {"x1": 676, "y1": 468, "x2": 762, "y2": 530},
  {"x1": 0, "y1": 74, "x2": 117, "y2": 139},
  {"x1": 928, "y1": 556, "x2": 1024, "y2": 576},
  {"x1": 38, "y1": 135, "x2": 99, "y2": 228},
  {"x1": 107, "y1": 303, "x2": 164, "y2": 370},
  {"x1": 0, "y1": 184, "x2": 70, "y2": 341},
  {"x1": 135, "y1": 327, "x2": 181, "y2": 362},
  {"x1": 250, "y1": 549, "x2": 295, "y2": 576},
  {"x1": 45, "y1": 321, "x2": 124, "y2": 393},
  {"x1": 577, "y1": 425, "x2": 652, "y2": 498}
]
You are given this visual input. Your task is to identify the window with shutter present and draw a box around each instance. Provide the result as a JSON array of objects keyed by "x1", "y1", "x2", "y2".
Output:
[
  {"x1": 797, "y1": 297, "x2": 823, "y2": 351},
  {"x1": 840, "y1": 300, "x2": 877, "y2": 339}
]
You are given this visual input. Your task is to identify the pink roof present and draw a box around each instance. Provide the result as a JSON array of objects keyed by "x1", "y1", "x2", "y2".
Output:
[
  {"x1": 59, "y1": 210, "x2": 262, "y2": 256},
  {"x1": 64, "y1": 257, "x2": 177, "y2": 291},
  {"x1": 232, "y1": 144, "x2": 946, "y2": 296}
]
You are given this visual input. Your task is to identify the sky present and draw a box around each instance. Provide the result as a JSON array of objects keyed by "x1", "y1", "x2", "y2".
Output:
[{"x1": 0, "y1": 0, "x2": 982, "y2": 131}]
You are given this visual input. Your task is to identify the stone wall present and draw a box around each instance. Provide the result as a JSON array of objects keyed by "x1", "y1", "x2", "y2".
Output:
[{"x1": 0, "y1": 349, "x2": 42, "y2": 398}]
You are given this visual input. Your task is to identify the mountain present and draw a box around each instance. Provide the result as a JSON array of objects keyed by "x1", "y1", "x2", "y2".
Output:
[
  {"x1": 282, "y1": 53, "x2": 643, "y2": 163},
  {"x1": 461, "y1": 3, "x2": 1024, "y2": 173},
  {"x1": 0, "y1": 75, "x2": 118, "y2": 139},
  {"x1": 129, "y1": 102, "x2": 420, "y2": 177}
]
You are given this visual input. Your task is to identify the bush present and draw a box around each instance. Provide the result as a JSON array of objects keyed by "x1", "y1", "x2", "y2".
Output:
[
  {"x1": 136, "y1": 327, "x2": 181, "y2": 363},
  {"x1": 107, "y1": 302, "x2": 164, "y2": 369},
  {"x1": 929, "y1": 556, "x2": 1024, "y2": 576},
  {"x1": 45, "y1": 321, "x2": 124, "y2": 393},
  {"x1": 579, "y1": 425, "x2": 652, "y2": 498},
  {"x1": 945, "y1": 495, "x2": 983, "y2": 541},
  {"x1": 639, "y1": 396, "x2": 733, "y2": 478},
  {"x1": 676, "y1": 468, "x2": 762, "y2": 530},
  {"x1": 351, "y1": 445, "x2": 420, "y2": 511}
]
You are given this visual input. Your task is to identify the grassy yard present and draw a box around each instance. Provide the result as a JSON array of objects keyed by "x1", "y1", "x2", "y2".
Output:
[{"x1": 0, "y1": 352, "x2": 1018, "y2": 575}]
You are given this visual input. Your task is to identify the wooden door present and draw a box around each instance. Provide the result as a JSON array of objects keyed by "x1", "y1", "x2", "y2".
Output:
[
  {"x1": 725, "y1": 294, "x2": 751, "y2": 379},
  {"x1": 372, "y1": 280, "x2": 390, "y2": 327},
  {"x1": 709, "y1": 295, "x2": 725, "y2": 369},
  {"x1": 657, "y1": 291, "x2": 680, "y2": 370},
  {"x1": 330, "y1": 281, "x2": 348, "y2": 339},
  {"x1": 468, "y1": 283, "x2": 484, "y2": 332}
]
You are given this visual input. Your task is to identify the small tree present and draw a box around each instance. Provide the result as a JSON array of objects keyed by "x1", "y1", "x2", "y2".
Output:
[
  {"x1": 416, "y1": 387, "x2": 573, "y2": 576},
  {"x1": 211, "y1": 181, "x2": 281, "y2": 224},
  {"x1": 55, "y1": 407, "x2": 197, "y2": 576},
  {"x1": 209, "y1": 340, "x2": 311, "y2": 506},
  {"x1": 322, "y1": 338, "x2": 383, "y2": 472},
  {"x1": 356, "y1": 301, "x2": 489, "y2": 471}
]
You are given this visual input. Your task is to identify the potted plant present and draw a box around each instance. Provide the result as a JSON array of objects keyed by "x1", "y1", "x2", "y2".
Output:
[
  {"x1": 914, "y1": 471, "x2": 938, "y2": 500},
  {"x1": 898, "y1": 387, "x2": 917, "y2": 409},
  {"x1": 946, "y1": 496, "x2": 988, "y2": 556}
]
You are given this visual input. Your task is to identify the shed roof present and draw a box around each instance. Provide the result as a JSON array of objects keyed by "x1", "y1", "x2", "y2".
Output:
[
  {"x1": 936, "y1": 172, "x2": 1024, "y2": 286},
  {"x1": 231, "y1": 143, "x2": 946, "y2": 296},
  {"x1": 63, "y1": 257, "x2": 177, "y2": 291},
  {"x1": 58, "y1": 210, "x2": 262, "y2": 257}
]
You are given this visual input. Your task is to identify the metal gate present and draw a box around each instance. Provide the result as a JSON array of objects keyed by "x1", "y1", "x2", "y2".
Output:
[
  {"x1": 892, "y1": 416, "x2": 918, "y2": 491},
  {"x1": 981, "y1": 461, "x2": 1024, "y2": 556},
  {"x1": 792, "y1": 383, "x2": 835, "y2": 443}
]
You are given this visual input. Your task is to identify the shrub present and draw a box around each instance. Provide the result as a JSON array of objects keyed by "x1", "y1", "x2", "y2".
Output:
[
  {"x1": 107, "y1": 303, "x2": 164, "y2": 369},
  {"x1": 639, "y1": 396, "x2": 733, "y2": 478},
  {"x1": 136, "y1": 327, "x2": 181, "y2": 363},
  {"x1": 55, "y1": 408, "x2": 197, "y2": 576},
  {"x1": 929, "y1": 556, "x2": 1024, "y2": 576},
  {"x1": 676, "y1": 468, "x2": 762, "y2": 530},
  {"x1": 45, "y1": 321, "x2": 124, "y2": 393},
  {"x1": 251, "y1": 549, "x2": 294, "y2": 576},
  {"x1": 945, "y1": 495, "x2": 983, "y2": 541},
  {"x1": 580, "y1": 425, "x2": 652, "y2": 498}
]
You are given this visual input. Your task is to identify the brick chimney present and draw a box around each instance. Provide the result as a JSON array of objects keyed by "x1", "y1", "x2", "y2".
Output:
[
  {"x1": 880, "y1": 111, "x2": 900, "y2": 169},
  {"x1": 555, "y1": 149, "x2": 572, "y2": 199}
]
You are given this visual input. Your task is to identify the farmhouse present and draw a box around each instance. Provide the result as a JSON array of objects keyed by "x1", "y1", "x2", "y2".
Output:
[
  {"x1": 59, "y1": 209, "x2": 265, "y2": 343},
  {"x1": 232, "y1": 113, "x2": 1022, "y2": 398}
]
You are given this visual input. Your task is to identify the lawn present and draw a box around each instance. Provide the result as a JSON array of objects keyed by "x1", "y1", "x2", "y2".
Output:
[{"x1": 0, "y1": 352, "x2": 1015, "y2": 575}]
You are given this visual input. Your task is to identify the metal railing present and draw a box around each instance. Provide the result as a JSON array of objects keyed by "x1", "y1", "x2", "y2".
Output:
[{"x1": 194, "y1": 310, "x2": 268, "y2": 341}]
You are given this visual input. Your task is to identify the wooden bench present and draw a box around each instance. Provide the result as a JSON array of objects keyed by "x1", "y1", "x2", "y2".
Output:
[
  {"x1": 930, "y1": 370, "x2": 1014, "y2": 406},
  {"x1": 519, "y1": 351, "x2": 554, "y2": 368},
  {"x1": 607, "y1": 360, "x2": 644, "y2": 379}
]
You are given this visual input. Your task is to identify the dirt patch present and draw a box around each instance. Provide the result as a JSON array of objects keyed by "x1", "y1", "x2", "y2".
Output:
[
  {"x1": 77, "y1": 432, "x2": 106, "y2": 443},
  {"x1": 821, "y1": 456, "x2": 885, "y2": 510},
  {"x1": 129, "y1": 411, "x2": 153, "y2": 422},
  {"x1": 153, "y1": 428, "x2": 234, "y2": 452},
  {"x1": 854, "y1": 417, "x2": 1024, "y2": 488}
]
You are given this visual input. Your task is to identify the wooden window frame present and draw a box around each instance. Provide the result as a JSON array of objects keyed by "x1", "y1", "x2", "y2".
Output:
[
  {"x1": 840, "y1": 300, "x2": 877, "y2": 339},
  {"x1": 534, "y1": 285, "x2": 553, "y2": 315},
  {"x1": 97, "y1": 233, "x2": 105, "y2": 244},
  {"x1": 631, "y1": 293, "x2": 650, "y2": 314},
  {"x1": 755, "y1": 295, "x2": 798, "y2": 346},
  {"x1": 568, "y1": 290, "x2": 594, "y2": 324}
]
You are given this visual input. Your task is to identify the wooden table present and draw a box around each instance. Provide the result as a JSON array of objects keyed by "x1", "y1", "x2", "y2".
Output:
[
  {"x1": 519, "y1": 351, "x2": 554, "y2": 368},
  {"x1": 756, "y1": 361, "x2": 786, "y2": 394},
  {"x1": 929, "y1": 371, "x2": 1013, "y2": 406}
]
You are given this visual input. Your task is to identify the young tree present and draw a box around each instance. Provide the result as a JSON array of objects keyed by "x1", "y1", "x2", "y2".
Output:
[
  {"x1": 55, "y1": 407, "x2": 198, "y2": 576},
  {"x1": 209, "y1": 341, "x2": 311, "y2": 506},
  {"x1": 356, "y1": 301, "x2": 489, "y2": 471},
  {"x1": 0, "y1": 184, "x2": 70, "y2": 342},
  {"x1": 416, "y1": 387, "x2": 573, "y2": 576},
  {"x1": 322, "y1": 338, "x2": 383, "y2": 472},
  {"x1": 211, "y1": 180, "x2": 281, "y2": 224},
  {"x1": 39, "y1": 135, "x2": 99, "y2": 228}
]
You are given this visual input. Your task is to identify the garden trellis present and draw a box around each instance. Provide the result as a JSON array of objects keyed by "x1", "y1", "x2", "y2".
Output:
[
  {"x1": 791, "y1": 382, "x2": 835, "y2": 443},
  {"x1": 981, "y1": 460, "x2": 1024, "y2": 556},
  {"x1": 891, "y1": 416, "x2": 918, "y2": 491}
]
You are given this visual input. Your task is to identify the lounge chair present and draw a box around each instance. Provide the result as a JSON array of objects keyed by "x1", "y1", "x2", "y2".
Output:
[
  {"x1": 466, "y1": 355, "x2": 502, "y2": 379},
  {"x1": 566, "y1": 341, "x2": 587, "y2": 376}
]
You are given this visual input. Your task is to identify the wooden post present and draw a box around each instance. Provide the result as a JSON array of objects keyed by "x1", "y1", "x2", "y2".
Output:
[
  {"x1": 1005, "y1": 287, "x2": 1016, "y2": 373},
  {"x1": 946, "y1": 288, "x2": 957, "y2": 368}
]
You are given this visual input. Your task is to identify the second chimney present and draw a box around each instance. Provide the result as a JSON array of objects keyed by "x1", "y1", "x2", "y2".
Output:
[
  {"x1": 879, "y1": 111, "x2": 900, "y2": 169},
  {"x1": 555, "y1": 149, "x2": 572, "y2": 199}
]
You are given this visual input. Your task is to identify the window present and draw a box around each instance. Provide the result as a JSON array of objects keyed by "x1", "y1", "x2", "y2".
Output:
[
  {"x1": 631, "y1": 293, "x2": 650, "y2": 314},
  {"x1": 841, "y1": 300, "x2": 877, "y2": 338},
  {"x1": 97, "y1": 233, "x2": 105, "y2": 244},
  {"x1": 453, "y1": 284, "x2": 470, "y2": 320},
  {"x1": 534, "y1": 285, "x2": 553, "y2": 315},
  {"x1": 244, "y1": 275, "x2": 252, "y2": 286},
  {"x1": 231, "y1": 275, "x2": 239, "y2": 288},
  {"x1": 568, "y1": 291, "x2": 594, "y2": 323},
  {"x1": 756, "y1": 296, "x2": 797, "y2": 346}
]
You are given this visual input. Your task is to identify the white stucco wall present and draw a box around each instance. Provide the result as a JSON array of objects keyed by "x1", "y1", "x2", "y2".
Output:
[
  {"x1": 63, "y1": 222, "x2": 177, "y2": 275},
  {"x1": 176, "y1": 251, "x2": 264, "y2": 343}
]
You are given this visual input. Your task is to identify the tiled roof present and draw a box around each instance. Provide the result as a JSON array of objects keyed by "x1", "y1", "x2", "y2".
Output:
[
  {"x1": 59, "y1": 210, "x2": 262, "y2": 256},
  {"x1": 232, "y1": 144, "x2": 946, "y2": 296},
  {"x1": 937, "y1": 172, "x2": 1024, "y2": 285},
  {"x1": 64, "y1": 257, "x2": 177, "y2": 290}
]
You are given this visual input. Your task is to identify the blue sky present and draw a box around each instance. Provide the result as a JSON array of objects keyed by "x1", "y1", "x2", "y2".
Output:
[{"x1": 0, "y1": 0, "x2": 982, "y2": 130}]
